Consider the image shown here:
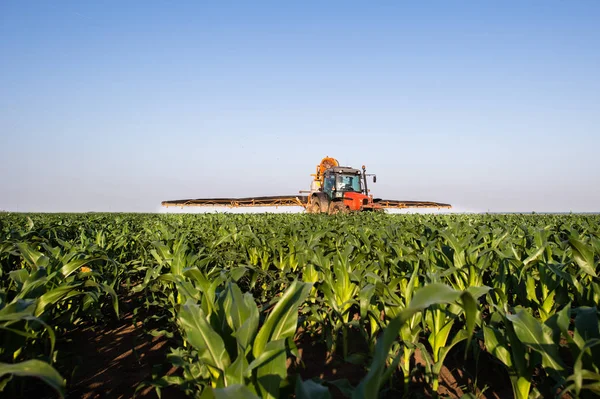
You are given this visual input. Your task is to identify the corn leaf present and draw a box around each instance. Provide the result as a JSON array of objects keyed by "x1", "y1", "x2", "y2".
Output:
[
  {"x1": 295, "y1": 376, "x2": 331, "y2": 399},
  {"x1": 569, "y1": 238, "x2": 597, "y2": 277},
  {"x1": 200, "y1": 384, "x2": 260, "y2": 399},
  {"x1": 506, "y1": 309, "x2": 565, "y2": 373},
  {"x1": 0, "y1": 360, "x2": 65, "y2": 397},
  {"x1": 179, "y1": 300, "x2": 231, "y2": 375}
]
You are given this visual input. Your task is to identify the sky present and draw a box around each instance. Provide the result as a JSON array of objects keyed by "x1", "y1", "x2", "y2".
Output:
[{"x1": 1, "y1": 1, "x2": 599, "y2": 213}]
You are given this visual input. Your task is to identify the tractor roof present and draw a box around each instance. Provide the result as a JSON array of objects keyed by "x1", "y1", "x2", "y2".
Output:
[{"x1": 325, "y1": 166, "x2": 362, "y2": 175}]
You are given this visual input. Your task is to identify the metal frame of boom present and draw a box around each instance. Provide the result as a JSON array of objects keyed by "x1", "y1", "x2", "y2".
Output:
[{"x1": 161, "y1": 196, "x2": 451, "y2": 210}]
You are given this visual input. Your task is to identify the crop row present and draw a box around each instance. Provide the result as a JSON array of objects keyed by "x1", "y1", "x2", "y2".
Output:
[{"x1": 0, "y1": 213, "x2": 599, "y2": 398}]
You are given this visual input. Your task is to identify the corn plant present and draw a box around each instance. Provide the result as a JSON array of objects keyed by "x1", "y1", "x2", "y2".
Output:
[{"x1": 176, "y1": 280, "x2": 311, "y2": 398}]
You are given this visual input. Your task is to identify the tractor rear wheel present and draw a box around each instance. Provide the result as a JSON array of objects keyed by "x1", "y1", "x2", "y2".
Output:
[{"x1": 328, "y1": 202, "x2": 349, "y2": 215}]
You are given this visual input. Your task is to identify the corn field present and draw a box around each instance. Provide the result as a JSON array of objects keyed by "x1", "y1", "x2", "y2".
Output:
[{"x1": 1, "y1": 213, "x2": 599, "y2": 398}]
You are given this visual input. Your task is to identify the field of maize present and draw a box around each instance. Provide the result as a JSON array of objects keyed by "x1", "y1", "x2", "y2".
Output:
[{"x1": 0, "y1": 212, "x2": 599, "y2": 398}]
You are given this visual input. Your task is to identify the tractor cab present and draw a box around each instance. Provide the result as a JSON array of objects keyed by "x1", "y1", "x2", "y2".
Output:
[{"x1": 322, "y1": 167, "x2": 365, "y2": 200}]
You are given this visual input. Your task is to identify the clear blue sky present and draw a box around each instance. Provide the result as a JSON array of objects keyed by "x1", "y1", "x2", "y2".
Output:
[{"x1": 1, "y1": 1, "x2": 598, "y2": 213}]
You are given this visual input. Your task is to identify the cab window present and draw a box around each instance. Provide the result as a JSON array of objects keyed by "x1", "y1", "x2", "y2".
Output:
[
  {"x1": 323, "y1": 174, "x2": 335, "y2": 193},
  {"x1": 336, "y1": 174, "x2": 362, "y2": 192}
]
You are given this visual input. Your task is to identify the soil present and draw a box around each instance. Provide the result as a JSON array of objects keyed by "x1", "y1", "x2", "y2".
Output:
[
  {"x1": 59, "y1": 313, "x2": 180, "y2": 399},
  {"x1": 36, "y1": 296, "x2": 186, "y2": 399}
]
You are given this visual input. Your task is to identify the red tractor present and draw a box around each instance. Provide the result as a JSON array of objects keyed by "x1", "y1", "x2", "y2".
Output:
[{"x1": 304, "y1": 158, "x2": 382, "y2": 214}]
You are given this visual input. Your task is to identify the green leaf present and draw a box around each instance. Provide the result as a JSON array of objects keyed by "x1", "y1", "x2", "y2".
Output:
[
  {"x1": 252, "y1": 281, "x2": 310, "y2": 399},
  {"x1": 8, "y1": 269, "x2": 29, "y2": 285},
  {"x1": 569, "y1": 238, "x2": 597, "y2": 277},
  {"x1": 460, "y1": 289, "x2": 481, "y2": 355},
  {"x1": 101, "y1": 282, "x2": 120, "y2": 318},
  {"x1": 564, "y1": 339, "x2": 600, "y2": 397},
  {"x1": 573, "y1": 307, "x2": 600, "y2": 363},
  {"x1": 433, "y1": 329, "x2": 469, "y2": 376},
  {"x1": 0, "y1": 299, "x2": 36, "y2": 321},
  {"x1": 352, "y1": 312, "x2": 408, "y2": 399},
  {"x1": 222, "y1": 283, "x2": 259, "y2": 351},
  {"x1": 179, "y1": 300, "x2": 231, "y2": 374},
  {"x1": 359, "y1": 284, "x2": 375, "y2": 320},
  {"x1": 224, "y1": 354, "x2": 248, "y2": 387},
  {"x1": 151, "y1": 242, "x2": 172, "y2": 264},
  {"x1": 523, "y1": 246, "x2": 545, "y2": 267},
  {"x1": 327, "y1": 378, "x2": 355, "y2": 397},
  {"x1": 246, "y1": 339, "x2": 287, "y2": 374},
  {"x1": 256, "y1": 339, "x2": 287, "y2": 399},
  {"x1": 229, "y1": 267, "x2": 248, "y2": 282},
  {"x1": 507, "y1": 309, "x2": 565, "y2": 373},
  {"x1": 466, "y1": 285, "x2": 492, "y2": 301},
  {"x1": 296, "y1": 376, "x2": 331, "y2": 399},
  {"x1": 252, "y1": 281, "x2": 311, "y2": 358},
  {"x1": 555, "y1": 305, "x2": 571, "y2": 341},
  {"x1": 15, "y1": 243, "x2": 49, "y2": 270},
  {"x1": 35, "y1": 285, "x2": 82, "y2": 317},
  {"x1": 484, "y1": 325, "x2": 512, "y2": 368},
  {"x1": 200, "y1": 384, "x2": 260, "y2": 399},
  {"x1": 60, "y1": 257, "x2": 94, "y2": 278},
  {"x1": 0, "y1": 310, "x2": 56, "y2": 359},
  {"x1": 407, "y1": 283, "x2": 462, "y2": 310},
  {"x1": 574, "y1": 307, "x2": 600, "y2": 341},
  {"x1": 184, "y1": 269, "x2": 226, "y2": 316},
  {"x1": 0, "y1": 360, "x2": 65, "y2": 397}
]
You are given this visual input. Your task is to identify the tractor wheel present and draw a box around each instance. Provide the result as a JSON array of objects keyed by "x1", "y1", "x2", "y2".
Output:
[
  {"x1": 307, "y1": 200, "x2": 321, "y2": 214},
  {"x1": 328, "y1": 202, "x2": 348, "y2": 215}
]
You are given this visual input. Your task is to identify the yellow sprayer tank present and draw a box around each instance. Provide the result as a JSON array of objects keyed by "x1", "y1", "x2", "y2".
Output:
[{"x1": 310, "y1": 156, "x2": 339, "y2": 191}]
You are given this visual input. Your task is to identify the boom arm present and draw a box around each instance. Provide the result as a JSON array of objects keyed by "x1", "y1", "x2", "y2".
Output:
[
  {"x1": 162, "y1": 195, "x2": 308, "y2": 208},
  {"x1": 376, "y1": 199, "x2": 451, "y2": 209},
  {"x1": 162, "y1": 196, "x2": 451, "y2": 210}
]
